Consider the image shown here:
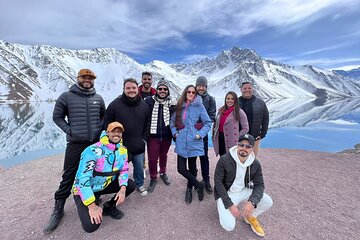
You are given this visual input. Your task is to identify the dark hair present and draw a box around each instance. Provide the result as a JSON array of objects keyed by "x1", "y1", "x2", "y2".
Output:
[
  {"x1": 142, "y1": 72, "x2": 152, "y2": 78},
  {"x1": 174, "y1": 85, "x2": 196, "y2": 128},
  {"x1": 241, "y1": 81, "x2": 252, "y2": 87},
  {"x1": 219, "y1": 91, "x2": 240, "y2": 122},
  {"x1": 123, "y1": 78, "x2": 138, "y2": 87}
]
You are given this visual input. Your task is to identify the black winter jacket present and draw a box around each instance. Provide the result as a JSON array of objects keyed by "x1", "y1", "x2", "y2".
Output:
[
  {"x1": 53, "y1": 84, "x2": 106, "y2": 143},
  {"x1": 214, "y1": 152, "x2": 264, "y2": 209},
  {"x1": 238, "y1": 95, "x2": 269, "y2": 139},
  {"x1": 200, "y1": 92, "x2": 216, "y2": 122},
  {"x1": 104, "y1": 94, "x2": 150, "y2": 154}
]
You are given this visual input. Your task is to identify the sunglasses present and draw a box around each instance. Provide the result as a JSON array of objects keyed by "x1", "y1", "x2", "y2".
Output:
[
  {"x1": 158, "y1": 87, "x2": 168, "y2": 91},
  {"x1": 238, "y1": 143, "x2": 253, "y2": 149},
  {"x1": 187, "y1": 91, "x2": 196, "y2": 94}
]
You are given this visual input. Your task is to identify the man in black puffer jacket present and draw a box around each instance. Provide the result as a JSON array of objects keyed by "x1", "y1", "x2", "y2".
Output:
[
  {"x1": 44, "y1": 69, "x2": 106, "y2": 234},
  {"x1": 103, "y1": 78, "x2": 150, "y2": 197}
]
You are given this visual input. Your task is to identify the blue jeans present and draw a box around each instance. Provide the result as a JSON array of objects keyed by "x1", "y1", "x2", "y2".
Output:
[{"x1": 132, "y1": 152, "x2": 145, "y2": 188}]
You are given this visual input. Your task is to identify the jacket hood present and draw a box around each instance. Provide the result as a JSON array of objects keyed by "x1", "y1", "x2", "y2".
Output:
[
  {"x1": 99, "y1": 130, "x2": 122, "y2": 151},
  {"x1": 69, "y1": 84, "x2": 96, "y2": 96},
  {"x1": 229, "y1": 145, "x2": 255, "y2": 167},
  {"x1": 182, "y1": 95, "x2": 203, "y2": 108}
]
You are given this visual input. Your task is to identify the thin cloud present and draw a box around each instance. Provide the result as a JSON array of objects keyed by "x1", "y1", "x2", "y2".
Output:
[{"x1": 1, "y1": 0, "x2": 359, "y2": 55}]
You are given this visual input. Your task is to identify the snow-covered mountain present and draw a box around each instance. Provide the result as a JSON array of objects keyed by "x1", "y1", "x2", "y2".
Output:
[
  {"x1": 334, "y1": 67, "x2": 360, "y2": 80},
  {"x1": 1, "y1": 41, "x2": 360, "y2": 103}
]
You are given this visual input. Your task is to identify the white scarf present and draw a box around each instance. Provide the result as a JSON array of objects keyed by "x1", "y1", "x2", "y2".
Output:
[{"x1": 150, "y1": 96, "x2": 174, "y2": 134}]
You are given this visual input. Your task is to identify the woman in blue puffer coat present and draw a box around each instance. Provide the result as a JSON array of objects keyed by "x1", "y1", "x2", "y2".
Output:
[{"x1": 170, "y1": 85, "x2": 212, "y2": 204}]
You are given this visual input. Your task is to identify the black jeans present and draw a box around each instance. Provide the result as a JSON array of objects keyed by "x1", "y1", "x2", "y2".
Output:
[
  {"x1": 74, "y1": 179, "x2": 136, "y2": 233},
  {"x1": 177, "y1": 155, "x2": 200, "y2": 189},
  {"x1": 199, "y1": 135, "x2": 210, "y2": 182},
  {"x1": 54, "y1": 141, "x2": 96, "y2": 200}
]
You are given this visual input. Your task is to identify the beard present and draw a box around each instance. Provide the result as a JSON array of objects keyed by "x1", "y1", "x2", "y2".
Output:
[
  {"x1": 78, "y1": 81, "x2": 94, "y2": 89},
  {"x1": 238, "y1": 151, "x2": 249, "y2": 157}
]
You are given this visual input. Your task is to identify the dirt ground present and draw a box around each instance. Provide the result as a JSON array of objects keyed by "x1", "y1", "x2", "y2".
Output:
[{"x1": 0, "y1": 146, "x2": 359, "y2": 240}]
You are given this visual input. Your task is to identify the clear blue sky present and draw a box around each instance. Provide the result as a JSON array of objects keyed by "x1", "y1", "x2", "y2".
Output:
[{"x1": 1, "y1": 0, "x2": 360, "y2": 69}]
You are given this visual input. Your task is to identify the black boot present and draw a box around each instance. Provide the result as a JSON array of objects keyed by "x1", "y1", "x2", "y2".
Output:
[
  {"x1": 147, "y1": 179, "x2": 157, "y2": 193},
  {"x1": 185, "y1": 188, "x2": 192, "y2": 204},
  {"x1": 43, "y1": 199, "x2": 66, "y2": 234},
  {"x1": 196, "y1": 181, "x2": 205, "y2": 201},
  {"x1": 103, "y1": 200, "x2": 124, "y2": 220},
  {"x1": 204, "y1": 180, "x2": 213, "y2": 194}
]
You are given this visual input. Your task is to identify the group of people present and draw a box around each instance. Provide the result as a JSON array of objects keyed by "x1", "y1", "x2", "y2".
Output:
[{"x1": 43, "y1": 68, "x2": 273, "y2": 237}]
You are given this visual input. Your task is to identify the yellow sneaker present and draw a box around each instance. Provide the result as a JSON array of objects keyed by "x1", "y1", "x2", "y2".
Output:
[{"x1": 244, "y1": 216, "x2": 265, "y2": 237}]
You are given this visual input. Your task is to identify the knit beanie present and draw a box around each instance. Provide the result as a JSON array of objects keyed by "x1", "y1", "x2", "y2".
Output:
[
  {"x1": 195, "y1": 76, "x2": 208, "y2": 86},
  {"x1": 157, "y1": 79, "x2": 170, "y2": 89}
]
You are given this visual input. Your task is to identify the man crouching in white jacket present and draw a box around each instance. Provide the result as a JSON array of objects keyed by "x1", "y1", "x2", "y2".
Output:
[{"x1": 214, "y1": 134, "x2": 273, "y2": 237}]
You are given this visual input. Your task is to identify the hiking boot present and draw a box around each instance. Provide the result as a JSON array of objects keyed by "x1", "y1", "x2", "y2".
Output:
[
  {"x1": 147, "y1": 179, "x2": 157, "y2": 193},
  {"x1": 204, "y1": 180, "x2": 213, "y2": 194},
  {"x1": 103, "y1": 201, "x2": 124, "y2": 220},
  {"x1": 244, "y1": 216, "x2": 265, "y2": 237},
  {"x1": 43, "y1": 199, "x2": 66, "y2": 234},
  {"x1": 137, "y1": 186, "x2": 148, "y2": 196},
  {"x1": 185, "y1": 188, "x2": 192, "y2": 204},
  {"x1": 160, "y1": 173, "x2": 171, "y2": 185},
  {"x1": 196, "y1": 181, "x2": 205, "y2": 201}
]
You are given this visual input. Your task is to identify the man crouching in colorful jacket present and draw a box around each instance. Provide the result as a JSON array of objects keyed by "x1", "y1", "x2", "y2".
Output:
[{"x1": 72, "y1": 121, "x2": 135, "y2": 233}]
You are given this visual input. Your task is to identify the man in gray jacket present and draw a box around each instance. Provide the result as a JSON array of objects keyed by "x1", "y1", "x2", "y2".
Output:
[
  {"x1": 44, "y1": 69, "x2": 106, "y2": 233},
  {"x1": 195, "y1": 76, "x2": 216, "y2": 193},
  {"x1": 214, "y1": 134, "x2": 273, "y2": 237},
  {"x1": 238, "y1": 82, "x2": 269, "y2": 157}
]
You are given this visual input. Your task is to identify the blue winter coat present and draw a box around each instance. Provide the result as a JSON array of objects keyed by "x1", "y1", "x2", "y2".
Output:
[{"x1": 170, "y1": 96, "x2": 212, "y2": 158}]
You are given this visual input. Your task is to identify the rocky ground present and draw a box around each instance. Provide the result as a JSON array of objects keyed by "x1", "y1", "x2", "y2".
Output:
[{"x1": 0, "y1": 146, "x2": 359, "y2": 240}]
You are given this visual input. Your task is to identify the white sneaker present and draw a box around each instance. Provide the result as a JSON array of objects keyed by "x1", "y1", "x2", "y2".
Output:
[{"x1": 137, "y1": 186, "x2": 148, "y2": 196}]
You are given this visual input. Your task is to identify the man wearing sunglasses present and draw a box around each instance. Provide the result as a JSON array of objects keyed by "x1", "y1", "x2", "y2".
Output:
[
  {"x1": 44, "y1": 69, "x2": 106, "y2": 233},
  {"x1": 139, "y1": 71, "x2": 156, "y2": 100},
  {"x1": 214, "y1": 134, "x2": 273, "y2": 237},
  {"x1": 144, "y1": 80, "x2": 176, "y2": 193}
]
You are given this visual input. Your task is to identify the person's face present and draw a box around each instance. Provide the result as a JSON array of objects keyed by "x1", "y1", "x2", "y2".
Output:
[
  {"x1": 157, "y1": 85, "x2": 169, "y2": 99},
  {"x1": 141, "y1": 74, "x2": 152, "y2": 89},
  {"x1": 196, "y1": 84, "x2": 207, "y2": 96},
  {"x1": 237, "y1": 140, "x2": 253, "y2": 158},
  {"x1": 107, "y1": 128, "x2": 123, "y2": 144},
  {"x1": 124, "y1": 82, "x2": 139, "y2": 98},
  {"x1": 241, "y1": 83, "x2": 253, "y2": 99},
  {"x1": 186, "y1": 87, "x2": 196, "y2": 101},
  {"x1": 77, "y1": 75, "x2": 95, "y2": 89},
  {"x1": 225, "y1": 94, "x2": 235, "y2": 108}
]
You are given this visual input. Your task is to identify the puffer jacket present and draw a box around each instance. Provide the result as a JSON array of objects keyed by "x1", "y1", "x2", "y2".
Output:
[
  {"x1": 53, "y1": 84, "x2": 106, "y2": 143},
  {"x1": 170, "y1": 96, "x2": 212, "y2": 158},
  {"x1": 200, "y1": 92, "x2": 216, "y2": 122},
  {"x1": 72, "y1": 132, "x2": 129, "y2": 206}
]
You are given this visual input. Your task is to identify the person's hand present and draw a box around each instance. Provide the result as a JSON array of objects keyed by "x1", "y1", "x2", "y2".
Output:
[
  {"x1": 115, "y1": 188, "x2": 126, "y2": 205},
  {"x1": 195, "y1": 134, "x2": 201, "y2": 139},
  {"x1": 242, "y1": 201, "x2": 255, "y2": 218},
  {"x1": 88, "y1": 203, "x2": 103, "y2": 224},
  {"x1": 228, "y1": 205, "x2": 241, "y2": 218}
]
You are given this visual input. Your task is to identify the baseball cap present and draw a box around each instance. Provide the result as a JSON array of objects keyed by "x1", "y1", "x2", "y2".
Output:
[
  {"x1": 107, "y1": 122, "x2": 124, "y2": 132},
  {"x1": 77, "y1": 69, "x2": 96, "y2": 79},
  {"x1": 238, "y1": 134, "x2": 255, "y2": 146}
]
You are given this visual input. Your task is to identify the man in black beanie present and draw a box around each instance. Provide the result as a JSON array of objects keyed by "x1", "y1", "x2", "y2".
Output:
[{"x1": 195, "y1": 76, "x2": 216, "y2": 193}]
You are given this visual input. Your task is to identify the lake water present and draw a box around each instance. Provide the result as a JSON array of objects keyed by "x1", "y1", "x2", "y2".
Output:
[{"x1": 1, "y1": 97, "x2": 360, "y2": 169}]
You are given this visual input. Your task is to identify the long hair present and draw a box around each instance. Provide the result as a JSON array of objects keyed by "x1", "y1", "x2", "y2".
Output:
[
  {"x1": 175, "y1": 85, "x2": 196, "y2": 128},
  {"x1": 219, "y1": 91, "x2": 240, "y2": 122}
]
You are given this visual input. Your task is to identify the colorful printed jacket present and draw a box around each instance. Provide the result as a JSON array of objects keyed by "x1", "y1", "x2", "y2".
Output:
[{"x1": 72, "y1": 131, "x2": 129, "y2": 206}]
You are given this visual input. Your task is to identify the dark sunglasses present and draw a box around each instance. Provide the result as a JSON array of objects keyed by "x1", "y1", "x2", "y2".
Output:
[
  {"x1": 158, "y1": 87, "x2": 168, "y2": 91},
  {"x1": 187, "y1": 91, "x2": 196, "y2": 94},
  {"x1": 238, "y1": 143, "x2": 253, "y2": 149}
]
